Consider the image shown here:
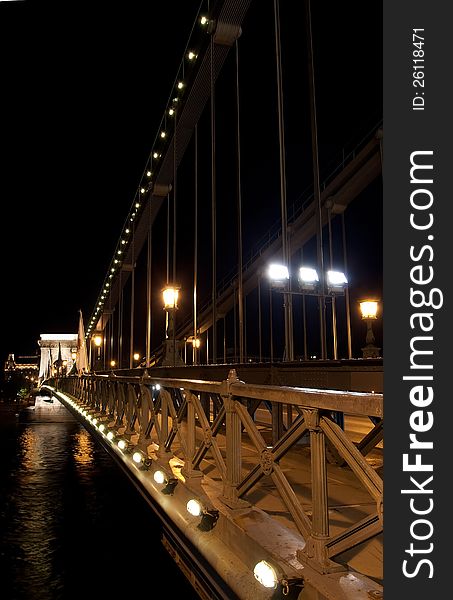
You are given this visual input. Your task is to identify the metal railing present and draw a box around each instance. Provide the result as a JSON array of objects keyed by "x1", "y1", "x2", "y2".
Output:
[{"x1": 55, "y1": 370, "x2": 383, "y2": 575}]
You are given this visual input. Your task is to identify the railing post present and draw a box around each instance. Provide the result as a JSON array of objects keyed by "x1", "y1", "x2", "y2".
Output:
[
  {"x1": 298, "y1": 409, "x2": 344, "y2": 573},
  {"x1": 181, "y1": 391, "x2": 202, "y2": 482},
  {"x1": 221, "y1": 370, "x2": 248, "y2": 509},
  {"x1": 123, "y1": 384, "x2": 136, "y2": 439},
  {"x1": 157, "y1": 389, "x2": 174, "y2": 463}
]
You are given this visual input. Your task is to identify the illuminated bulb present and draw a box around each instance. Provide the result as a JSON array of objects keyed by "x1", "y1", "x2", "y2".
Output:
[
  {"x1": 146, "y1": 170, "x2": 152, "y2": 177},
  {"x1": 268, "y1": 263, "x2": 289, "y2": 281},
  {"x1": 186, "y1": 499, "x2": 202, "y2": 517},
  {"x1": 327, "y1": 270, "x2": 348, "y2": 286},
  {"x1": 114, "y1": 260, "x2": 119, "y2": 264},
  {"x1": 140, "y1": 188, "x2": 145, "y2": 194},
  {"x1": 111, "y1": 268, "x2": 115, "y2": 272},
  {"x1": 153, "y1": 470, "x2": 166, "y2": 484},
  {"x1": 117, "y1": 250, "x2": 122, "y2": 255},
  {"x1": 155, "y1": 384, "x2": 161, "y2": 391},
  {"x1": 187, "y1": 51, "x2": 196, "y2": 60},
  {"x1": 133, "y1": 451, "x2": 144, "y2": 464},
  {"x1": 121, "y1": 240, "x2": 126, "y2": 245},
  {"x1": 135, "y1": 202, "x2": 140, "y2": 208},
  {"x1": 92, "y1": 418, "x2": 98, "y2": 425},
  {"x1": 118, "y1": 439, "x2": 128, "y2": 451},
  {"x1": 299, "y1": 267, "x2": 319, "y2": 283},
  {"x1": 153, "y1": 152, "x2": 160, "y2": 159},
  {"x1": 177, "y1": 81, "x2": 184, "y2": 90},
  {"x1": 107, "y1": 431, "x2": 114, "y2": 441},
  {"x1": 253, "y1": 561, "x2": 278, "y2": 589},
  {"x1": 168, "y1": 108, "x2": 174, "y2": 116},
  {"x1": 125, "y1": 229, "x2": 130, "y2": 234},
  {"x1": 98, "y1": 424, "x2": 105, "y2": 432},
  {"x1": 160, "y1": 131, "x2": 166, "y2": 139},
  {"x1": 359, "y1": 300, "x2": 378, "y2": 319},
  {"x1": 200, "y1": 15, "x2": 208, "y2": 25},
  {"x1": 109, "y1": 274, "x2": 113, "y2": 278}
]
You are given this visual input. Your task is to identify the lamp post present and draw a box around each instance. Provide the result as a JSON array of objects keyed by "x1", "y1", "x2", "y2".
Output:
[
  {"x1": 162, "y1": 284, "x2": 184, "y2": 366},
  {"x1": 359, "y1": 299, "x2": 381, "y2": 358},
  {"x1": 192, "y1": 337, "x2": 201, "y2": 365},
  {"x1": 93, "y1": 334, "x2": 103, "y2": 370},
  {"x1": 268, "y1": 263, "x2": 348, "y2": 360},
  {"x1": 267, "y1": 264, "x2": 293, "y2": 361}
]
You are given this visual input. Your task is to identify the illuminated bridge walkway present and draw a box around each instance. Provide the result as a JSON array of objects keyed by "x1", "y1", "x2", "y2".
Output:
[{"x1": 42, "y1": 368, "x2": 383, "y2": 600}]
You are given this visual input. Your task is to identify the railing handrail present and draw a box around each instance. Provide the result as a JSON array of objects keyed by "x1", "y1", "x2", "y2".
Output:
[{"x1": 63, "y1": 372, "x2": 383, "y2": 417}]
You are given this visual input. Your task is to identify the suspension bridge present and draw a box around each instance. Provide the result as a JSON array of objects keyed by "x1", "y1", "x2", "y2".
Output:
[{"x1": 36, "y1": 1, "x2": 383, "y2": 598}]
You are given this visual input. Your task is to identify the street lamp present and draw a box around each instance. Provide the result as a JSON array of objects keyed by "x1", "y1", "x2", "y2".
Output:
[
  {"x1": 267, "y1": 263, "x2": 293, "y2": 362},
  {"x1": 92, "y1": 334, "x2": 103, "y2": 370},
  {"x1": 268, "y1": 263, "x2": 348, "y2": 361},
  {"x1": 162, "y1": 284, "x2": 184, "y2": 366},
  {"x1": 359, "y1": 299, "x2": 381, "y2": 358}
]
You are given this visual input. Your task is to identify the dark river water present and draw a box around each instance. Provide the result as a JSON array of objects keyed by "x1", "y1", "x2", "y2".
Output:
[{"x1": 0, "y1": 400, "x2": 199, "y2": 600}]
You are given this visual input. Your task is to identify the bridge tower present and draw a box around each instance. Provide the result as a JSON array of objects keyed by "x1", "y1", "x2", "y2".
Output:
[{"x1": 38, "y1": 333, "x2": 78, "y2": 383}]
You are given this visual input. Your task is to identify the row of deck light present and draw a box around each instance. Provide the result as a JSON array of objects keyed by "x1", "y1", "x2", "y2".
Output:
[
  {"x1": 85, "y1": 14, "x2": 210, "y2": 338},
  {"x1": 61, "y1": 391, "x2": 287, "y2": 591}
]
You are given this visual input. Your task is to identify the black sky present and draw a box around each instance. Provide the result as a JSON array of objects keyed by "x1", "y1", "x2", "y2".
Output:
[{"x1": 0, "y1": 1, "x2": 382, "y2": 362}]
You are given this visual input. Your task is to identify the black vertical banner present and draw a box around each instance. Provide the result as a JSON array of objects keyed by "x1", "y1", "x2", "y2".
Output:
[{"x1": 384, "y1": 1, "x2": 451, "y2": 597}]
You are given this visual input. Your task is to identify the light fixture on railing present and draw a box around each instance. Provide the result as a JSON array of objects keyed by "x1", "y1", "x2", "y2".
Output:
[
  {"x1": 132, "y1": 450, "x2": 150, "y2": 469},
  {"x1": 253, "y1": 560, "x2": 278, "y2": 589},
  {"x1": 153, "y1": 470, "x2": 166, "y2": 484},
  {"x1": 117, "y1": 438, "x2": 128, "y2": 451},
  {"x1": 186, "y1": 499, "x2": 219, "y2": 531},
  {"x1": 198, "y1": 509, "x2": 219, "y2": 532},
  {"x1": 186, "y1": 498, "x2": 202, "y2": 517},
  {"x1": 153, "y1": 470, "x2": 179, "y2": 495}
]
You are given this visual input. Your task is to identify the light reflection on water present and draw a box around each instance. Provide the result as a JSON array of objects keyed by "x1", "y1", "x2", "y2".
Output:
[{"x1": 0, "y1": 403, "x2": 199, "y2": 600}]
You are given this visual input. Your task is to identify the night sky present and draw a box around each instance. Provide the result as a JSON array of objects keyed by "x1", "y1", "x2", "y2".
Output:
[{"x1": 0, "y1": 1, "x2": 382, "y2": 364}]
